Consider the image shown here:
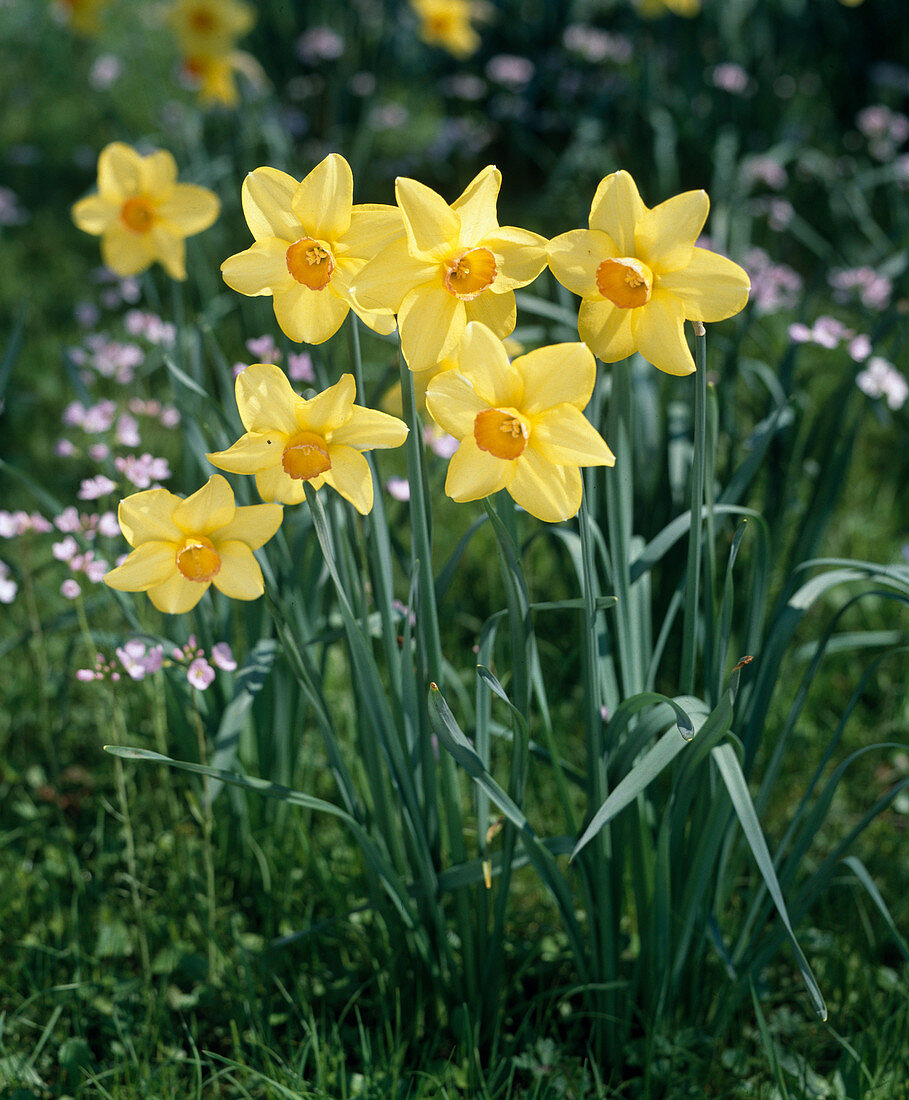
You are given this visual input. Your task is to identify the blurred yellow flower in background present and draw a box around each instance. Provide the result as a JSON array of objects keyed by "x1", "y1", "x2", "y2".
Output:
[
  {"x1": 635, "y1": 0, "x2": 700, "y2": 16},
  {"x1": 425, "y1": 323, "x2": 615, "y2": 522},
  {"x1": 207, "y1": 364, "x2": 409, "y2": 514},
  {"x1": 165, "y1": 0, "x2": 255, "y2": 55},
  {"x1": 103, "y1": 475, "x2": 282, "y2": 614},
  {"x1": 181, "y1": 49, "x2": 263, "y2": 108},
  {"x1": 409, "y1": 0, "x2": 488, "y2": 57},
  {"x1": 71, "y1": 142, "x2": 220, "y2": 279},
  {"x1": 548, "y1": 170, "x2": 750, "y2": 376},
  {"x1": 52, "y1": 0, "x2": 114, "y2": 34},
  {"x1": 350, "y1": 165, "x2": 548, "y2": 374},
  {"x1": 221, "y1": 154, "x2": 404, "y2": 344}
]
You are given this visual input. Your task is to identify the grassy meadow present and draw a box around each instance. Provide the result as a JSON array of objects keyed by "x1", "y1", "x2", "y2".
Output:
[{"x1": 1, "y1": 0, "x2": 908, "y2": 1096}]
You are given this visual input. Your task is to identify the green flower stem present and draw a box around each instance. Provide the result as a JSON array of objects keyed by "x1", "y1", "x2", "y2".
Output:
[
  {"x1": 681, "y1": 326, "x2": 709, "y2": 697},
  {"x1": 703, "y1": 379, "x2": 720, "y2": 706},
  {"x1": 190, "y1": 693, "x2": 218, "y2": 980}
]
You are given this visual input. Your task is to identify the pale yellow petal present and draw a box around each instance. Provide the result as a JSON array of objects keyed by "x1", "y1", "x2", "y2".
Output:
[
  {"x1": 548, "y1": 229, "x2": 617, "y2": 299},
  {"x1": 118, "y1": 488, "x2": 182, "y2": 545},
  {"x1": 578, "y1": 298, "x2": 636, "y2": 363},
  {"x1": 457, "y1": 321, "x2": 522, "y2": 407},
  {"x1": 589, "y1": 170, "x2": 646, "y2": 254},
  {"x1": 339, "y1": 204, "x2": 405, "y2": 262},
  {"x1": 331, "y1": 406, "x2": 409, "y2": 451},
  {"x1": 292, "y1": 153, "x2": 352, "y2": 241},
  {"x1": 158, "y1": 184, "x2": 220, "y2": 235},
  {"x1": 241, "y1": 166, "x2": 303, "y2": 241},
  {"x1": 72, "y1": 194, "x2": 117, "y2": 236},
  {"x1": 322, "y1": 445, "x2": 373, "y2": 513},
  {"x1": 657, "y1": 247, "x2": 750, "y2": 322},
  {"x1": 635, "y1": 190, "x2": 708, "y2": 274},
  {"x1": 140, "y1": 149, "x2": 178, "y2": 196},
  {"x1": 445, "y1": 434, "x2": 513, "y2": 503},
  {"x1": 214, "y1": 502, "x2": 283, "y2": 548},
  {"x1": 149, "y1": 228, "x2": 186, "y2": 280},
  {"x1": 452, "y1": 165, "x2": 501, "y2": 247},
  {"x1": 255, "y1": 465, "x2": 306, "y2": 505},
  {"x1": 172, "y1": 474, "x2": 236, "y2": 536},
  {"x1": 207, "y1": 432, "x2": 284, "y2": 475},
  {"x1": 463, "y1": 287, "x2": 516, "y2": 340},
  {"x1": 530, "y1": 405, "x2": 615, "y2": 467},
  {"x1": 399, "y1": 285, "x2": 464, "y2": 373},
  {"x1": 396, "y1": 176, "x2": 460, "y2": 261},
  {"x1": 101, "y1": 224, "x2": 155, "y2": 277},
  {"x1": 147, "y1": 572, "x2": 208, "y2": 614},
  {"x1": 298, "y1": 373, "x2": 356, "y2": 434},
  {"x1": 221, "y1": 238, "x2": 294, "y2": 296},
  {"x1": 103, "y1": 542, "x2": 177, "y2": 591},
  {"x1": 236, "y1": 363, "x2": 302, "y2": 434},
  {"x1": 211, "y1": 541, "x2": 265, "y2": 599},
  {"x1": 481, "y1": 227, "x2": 549, "y2": 290},
  {"x1": 272, "y1": 282, "x2": 349, "y2": 344},
  {"x1": 509, "y1": 448, "x2": 582, "y2": 522},
  {"x1": 425, "y1": 368, "x2": 489, "y2": 440},
  {"x1": 98, "y1": 142, "x2": 143, "y2": 199},
  {"x1": 517, "y1": 342, "x2": 597, "y2": 415},
  {"x1": 631, "y1": 292, "x2": 694, "y2": 376},
  {"x1": 349, "y1": 238, "x2": 437, "y2": 313}
]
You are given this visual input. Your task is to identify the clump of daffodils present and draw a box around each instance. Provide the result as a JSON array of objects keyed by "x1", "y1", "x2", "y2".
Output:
[{"x1": 164, "y1": 0, "x2": 258, "y2": 107}]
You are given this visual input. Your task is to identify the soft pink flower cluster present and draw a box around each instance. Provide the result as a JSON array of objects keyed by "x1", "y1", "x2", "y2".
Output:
[
  {"x1": 232, "y1": 335, "x2": 314, "y2": 382},
  {"x1": 856, "y1": 105, "x2": 909, "y2": 162},
  {"x1": 856, "y1": 357, "x2": 908, "y2": 410},
  {"x1": 788, "y1": 316, "x2": 872, "y2": 361},
  {"x1": 0, "y1": 560, "x2": 17, "y2": 604},
  {"x1": 829, "y1": 266, "x2": 892, "y2": 310},
  {"x1": 744, "y1": 247, "x2": 803, "y2": 314},
  {"x1": 76, "y1": 636, "x2": 237, "y2": 689},
  {"x1": 562, "y1": 25, "x2": 631, "y2": 64},
  {"x1": 0, "y1": 510, "x2": 53, "y2": 537}
]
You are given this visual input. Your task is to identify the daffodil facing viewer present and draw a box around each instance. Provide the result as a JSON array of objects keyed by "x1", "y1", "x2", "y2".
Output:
[
  {"x1": 350, "y1": 165, "x2": 548, "y2": 374},
  {"x1": 206, "y1": 364, "x2": 409, "y2": 514},
  {"x1": 425, "y1": 323, "x2": 615, "y2": 523},
  {"x1": 221, "y1": 154, "x2": 404, "y2": 344},
  {"x1": 72, "y1": 142, "x2": 220, "y2": 280},
  {"x1": 103, "y1": 475, "x2": 282, "y2": 614},
  {"x1": 164, "y1": 0, "x2": 255, "y2": 56},
  {"x1": 548, "y1": 170, "x2": 750, "y2": 376}
]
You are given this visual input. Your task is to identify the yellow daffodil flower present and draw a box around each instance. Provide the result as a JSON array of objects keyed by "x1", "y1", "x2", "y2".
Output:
[
  {"x1": 164, "y1": 0, "x2": 255, "y2": 56},
  {"x1": 350, "y1": 165, "x2": 548, "y2": 374},
  {"x1": 635, "y1": 0, "x2": 700, "y2": 17},
  {"x1": 410, "y1": 0, "x2": 487, "y2": 57},
  {"x1": 72, "y1": 142, "x2": 220, "y2": 280},
  {"x1": 206, "y1": 364, "x2": 409, "y2": 514},
  {"x1": 53, "y1": 0, "x2": 114, "y2": 34},
  {"x1": 221, "y1": 154, "x2": 404, "y2": 344},
  {"x1": 425, "y1": 323, "x2": 615, "y2": 522},
  {"x1": 104, "y1": 475, "x2": 282, "y2": 614},
  {"x1": 548, "y1": 170, "x2": 750, "y2": 376},
  {"x1": 182, "y1": 49, "x2": 263, "y2": 108}
]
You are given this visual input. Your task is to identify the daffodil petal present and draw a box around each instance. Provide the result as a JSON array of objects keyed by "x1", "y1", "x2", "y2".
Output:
[
  {"x1": 636, "y1": 189, "x2": 708, "y2": 274},
  {"x1": 297, "y1": 373, "x2": 356, "y2": 433},
  {"x1": 322, "y1": 445, "x2": 373, "y2": 513},
  {"x1": 222, "y1": 238, "x2": 295, "y2": 296},
  {"x1": 255, "y1": 465, "x2": 306, "y2": 505},
  {"x1": 140, "y1": 150, "x2": 178, "y2": 196},
  {"x1": 292, "y1": 153, "x2": 352, "y2": 241},
  {"x1": 425, "y1": 368, "x2": 488, "y2": 439},
  {"x1": 530, "y1": 405, "x2": 615, "y2": 467},
  {"x1": 589, "y1": 170, "x2": 646, "y2": 254},
  {"x1": 457, "y1": 321, "x2": 522, "y2": 407},
  {"x1": 150, "y1": 228, "x2": 186, "y2": 280},
  {"x1": 445, "y1": 434, "x2": 513, "y2": 503},
  {"x1": 103, "y1": 542, "x2": 177, "y2": 591},
  {"x1": 453, "y1": 165, "x2": 501, "y2": 246},
  {"x1": 172, "y1": 474, "x2": 236, "y2": 536},
  {"x1": 118, "y1": 488, "x2": 183, "y2": 545},
  {"x1": 509, "y1": 448, "x2": 582, "y2": 523},
  {"x1": 399, "y1": 285, "x2": 464, "y2": 373},
  {"x1": 331, "y1": 406, "x2": 409, "y2": 451},
  {"x1": 349, "y1": 238, "x2": 437, "y2": 313},
  {"x1": 158, "y1": 183, "x2": 220, "y2": 235},
  {"x1": 101, "y1": 223, "x2": 155, "y2": 277},
  {"x1": 236, "y1": 362, "x2": 302, "y2": 435},
  {"x1": 147, "y1": 571, "x2": 208, "y2": 614},
  {"x1": 396, "y1": 176, "x2": 460, "y2": 262},
  {"x1": 242, "y1": 167, "x2": 304, "y2": 242},
  {"x1": 481, "y1": 227, "x2": 549, "y2": 290},
  {"x1": 214, "y1": 503, "x2": 284, "y2": 548},
  {"x1": 578, "y1": 299, "x2": 636, "y2": 363},
  {"x1": 657, "y1": 247, "x2": 751, "y2": 322},
  {"x1": 206, "y1": 432, "x2": 284, "y2": 475},
  {"x1": 631, "y1": 292, "x2": 694, "y2": 376},
  {"x1": 211, "y1": 541, "x2": 265, "y2": 600},
  {"x1": 340, "y1": 204, "x2": 405, "y2": 262},
  {"x1": 72, "y1": 194, "x2": 117, "y2": 235},
  {"x1": 518, "y1": 342, "x2": 597, "y2": 414},
  {"x1": 463, "y1": 287, "x2": 516, "y2": 340},
  {"x1": 548, "y1": 229, "x2": 617, "y2": 299},
  {"x1": 273, "y1": 282, "x2": 349, "y2": 344},
  {"x1": 98, "y1": 142, "x2": 143, "y2": 198}
]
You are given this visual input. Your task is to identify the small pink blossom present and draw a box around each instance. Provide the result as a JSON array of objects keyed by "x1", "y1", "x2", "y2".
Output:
[
  {"x1": 296, "y1": 26, "x2": 345, "y2": 63},
  {"x1": 0, "y1": 560, "x2": 16, "y2": 604},
  {"x1": 187, "y1": 658, "x2": 216, "y2": 690},
  {"x1": 115, "y1": 414, "x2": 141, "y2": 448},
  {"x1": 98, "y1": 512, "x2": 120, "y2": 538},
  {"x1": 847, "y1": 334, "x2": 872, "y2": 362},
  {"x1": 89, "y1": 54, "x2": 122, "y2": 90},
  {"x1": 55, "y1": 439, "x2": 76, "y2": 457},
  {"x1": 486, "y1": 55, "x2": 535, "y2": 89},
  {"x1": 423, "y1": 426, "x2": 459, "y2": 459},
  {"x1": 53, "y1": 536, "x2": 80, "y2": 562},
  {"x1": 114, "y1": 453, "x2": 171, "y2": 489},
  {"x1": 78, "y1": 476, "x2": 117, "y2": 501},
  {"x1": 211, "y1": 642, "x2": 237, "y2": 671},
  {"x1": 54, "y1": 507, "x2": 82, "y2": 533},
  {"x1": 88, "y1": 443, "x2": 110, "y2": 462},
  {"x1": 61, "y1": 578, "x2": 82, "y2": 599},
  {"x1": 856, "y1": 357, "x2": 908, "y2": 410},
  {"x1": 386, "y1": 476, "x2": 411, "y2": 501},
  {"x1": 159, "y1": 406, "x2": 181, "y2": 428},
  {"x1": 711, "y1": 63, "x2": 752, "y2": 96},
  {"x1": 246, "y1": 335, "x2": 281, "y2": 363},
  {"x1": 116, "y1": 640, "x2": 165, "y2": 680},
  {"x1": 287, "y1": 351, "x2": 314, "y2": 382}
]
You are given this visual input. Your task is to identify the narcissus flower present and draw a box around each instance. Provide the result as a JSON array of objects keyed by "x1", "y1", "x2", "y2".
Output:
[
  {"x1": 350, "y1": 165, "x2": 548, "y2": 374},
  {"x1": 548, "y1": 171, "x2": 750, "y2": 376},
  {"x1": 103, "y1": 475, "x2": 282, "y2": 614},
  {"x1": 409, "y1": 0, "x2": 487, "y2": 57},
  {"x1": 425, "y1": 323, "x2": 615, "y2": 522},
  {"x1": 53, "y1": 0, "x2": 114, "y2": 34},
  {"x1": 221, "y1": 155, "x2": 404, "y2": 344},
  {"x1": 206, "y1": 364, "x2": 409, "y2": 513},
  {"x1": 72, "y1": 142, "x2": 220, "y2": 280},
  {"x1": 164, "y1": 0, "x2": 255, "y2": 56}
]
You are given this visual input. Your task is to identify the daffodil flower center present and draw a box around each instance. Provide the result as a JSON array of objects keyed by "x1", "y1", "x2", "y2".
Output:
[
  {"x1": 282, "y1": 431, "x2": 332, "y2": 480},
  {"x1": 176, "y1": 536, "x2": 221, "y2": 583},
  {"x1": 596, "y1": 257, "x2": 653, "y2": 309},
  {"x1": 120, "y1": 197, "x2": 157, "y2": 234},
  {"x1": 444, "y1": 247, "x2": 497, "y2": 300},
  {"x1": 286, "y1": 238, "x2": 334, "y2": 290},
  {"x1": 474, "y1": 408, "x2": 528, "y2": 460},
  {"x1": 189, "y1": 6, "x2": 216, "y2": 33}
]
